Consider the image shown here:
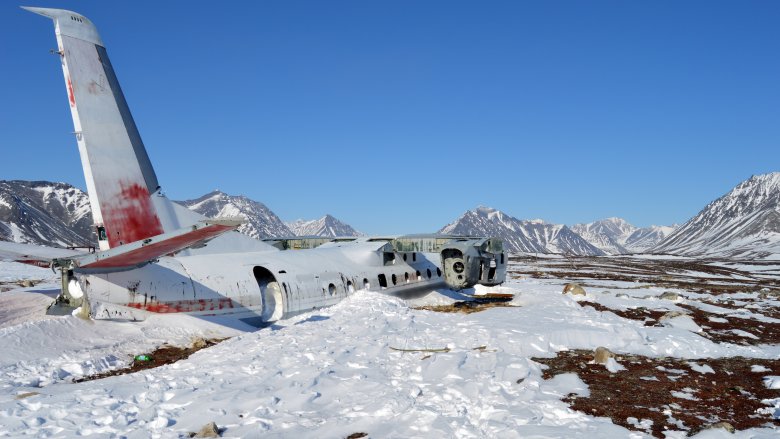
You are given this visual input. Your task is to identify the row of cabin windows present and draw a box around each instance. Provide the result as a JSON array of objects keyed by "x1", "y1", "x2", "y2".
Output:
[
  {"x1": 401, "y1": 253, "x2": 418, "y2": 262},
  {"x1": 373, "y1": 266, "x2": 442, "y2": 289}
]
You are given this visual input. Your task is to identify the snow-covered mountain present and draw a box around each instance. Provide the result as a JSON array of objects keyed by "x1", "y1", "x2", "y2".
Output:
[
  {"x1": 571, "y1": 218, "x2": 636, "y2": 254},
  {"x1": 571, "y1": 218, "x2": 678, "y2": 255},
  {"x1": 286, "y1": 215, "x2": 362, "y2": 237},
  {"x1": 652, "y1": 173, "x2": 780, "y2": 259},
  {"x1": 440, "y1": 207, "x2": 605, "y2": 256},
  {"x1": 0, "y1": 180, "x2": 95, "y2": 247},
  {"x1": 623, "y1": 225, "x2": 677, "y2": 253},
  {"x1": 179, "y1": 191, "x2": 293, "y2": 239}
]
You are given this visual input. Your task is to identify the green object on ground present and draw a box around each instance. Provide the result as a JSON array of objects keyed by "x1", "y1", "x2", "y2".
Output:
[{"x1": 134, "y1": 354, "x2": 152, "y2": 362}]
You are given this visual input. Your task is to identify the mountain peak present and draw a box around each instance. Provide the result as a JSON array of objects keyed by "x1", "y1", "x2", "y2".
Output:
[
  {"x1": 440, "y1": 207, "x2": 604, "y2": 256},
  {"x1": 652, "y1": 172, "x2": 780, "y2": 258},
  {"x1": 286, "y1": 215, "x2": 362, "y2": 238}
]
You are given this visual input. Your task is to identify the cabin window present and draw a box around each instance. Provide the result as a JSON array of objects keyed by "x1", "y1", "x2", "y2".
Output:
[
  {"x1": 416, "y1": 270, "x2": 421, "y2": 280},
  {"x1": 363, "y1": 278, "x2": 370, "y2": 289},
  {"x1": 403, "y1": 254, "x2": 407, "y2": 262},
  {"x1": 328, "y1": 283, "x2": 336, "y2": 295},
  {"x1": 500, "y1": 253, "x2": 505, "y2": 264},
  {"x1": 378, "y1": 274, "x2": 388, "y2": 288},
  {"x1": 437, "y1": 268, "x2": 442, "y2": 277},
  {"x1": 426, "y1": 268, "x2": 432, "y2": 279},
  {"x1": 391, "y1": 274, "x2": 397, "y2": 285},
  {"x1": 347, "y1": 281, "x2": 354, "y2": 293},
  {"x1": 412, "y1": 253, "x2": 417, "y2": 262},
  {"x1": 404, "y1": 272, "x2": 410, "y2": 283}
]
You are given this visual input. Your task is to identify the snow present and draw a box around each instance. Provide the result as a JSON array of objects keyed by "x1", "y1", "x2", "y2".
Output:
[
  {"x1": 687, "y1": 362, "x2": 715, "y2": 374},
  {"x1": 764, "y1": 376, "x2": 780, "y2": 390},
  {"x1": 0, "y1": 262, "x2": 778, "y2": 437}
]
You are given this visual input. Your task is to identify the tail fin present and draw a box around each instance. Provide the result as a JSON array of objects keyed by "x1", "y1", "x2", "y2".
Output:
[{"x1": 25, "y1": 7, "x2": 164, "y2": 250}]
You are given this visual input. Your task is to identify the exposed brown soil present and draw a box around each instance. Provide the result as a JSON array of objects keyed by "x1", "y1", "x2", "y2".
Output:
[
  {"x1": 534, "y1": 350, "x2": 780, "y2": 437},
  {"x1": 676, "y1": 304, "x2": 780, "y2": 346},
  {"x1": 414, "y1": 301, "x2": 516, "y2": 314},
  {"x1": 509, "y1": 256, "x2": 780, "y2": 295},
  {"x1": 579, "y1": 301, "x2": 667, "y2": 326},
  {"x1": 74, "y1": 338, "x2": 225, "y2": 382},
  {"x1": 579, "y1": 301, "x2": 780, "y2": 346},
  {"x1": 345, "y1": 433, "x2": 368, "y2": 439}
]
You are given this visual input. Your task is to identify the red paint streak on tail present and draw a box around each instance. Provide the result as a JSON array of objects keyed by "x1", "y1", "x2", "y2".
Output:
[
  {"x1": 102, "y1": 182, "x2": 164, "y2": 248},
  {"x1": 125, "y1": 298, "x2": 236, "y2": 314},
  {"x1": 67, "y1": 77, "x2": 75, "y2": 107}
]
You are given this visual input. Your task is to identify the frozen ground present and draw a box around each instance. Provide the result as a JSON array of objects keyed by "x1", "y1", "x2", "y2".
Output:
[{"x1": 0, "y1": 258, "x2": 779, "y2": 438}]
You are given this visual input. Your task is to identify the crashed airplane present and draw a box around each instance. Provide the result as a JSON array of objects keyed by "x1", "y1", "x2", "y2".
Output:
[{"x1": 2, "y1": 7, "x2": 506, "y2": 324}]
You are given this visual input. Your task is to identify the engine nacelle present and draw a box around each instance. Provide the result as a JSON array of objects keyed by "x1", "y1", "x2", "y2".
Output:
[{"x1": 440, "y1": 238, "x2": 506, "y2": 290}]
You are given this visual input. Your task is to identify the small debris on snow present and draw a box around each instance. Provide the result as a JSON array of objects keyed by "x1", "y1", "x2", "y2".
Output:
[{"x1": 658, "y1": 291, "x2": 680, "y2": 301}]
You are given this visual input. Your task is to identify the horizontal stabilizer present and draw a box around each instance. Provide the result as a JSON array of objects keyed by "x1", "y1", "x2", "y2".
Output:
[
  {"x1": 0, "y1": 242, "x2": 84, "y2": 267},
  {"x1": 54, "y1": 219, "x2": 243, "y2": 271}
]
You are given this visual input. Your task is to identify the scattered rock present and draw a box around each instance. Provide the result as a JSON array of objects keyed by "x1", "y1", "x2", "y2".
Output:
[
  {"x1": 615, "y1": 293, "x2": 629, "y2": 298},
  {"x1": 659, "y1": 292, "x2": 679, "y2": 301},
  {"x1": 758, "y1": 289, "x2": 780, "y2": 299},
  {"x1": 190, "y1": 422, "x2": 220, "y2": 438},
  {"x1": 593, "y1": 347, "x2": 614, "y2": 365},
  {"x1": 191, "y1": 337, "x2": 208, "y2": 349},
  {"x1": 563, "y1": 283, "x2": 586, "y2": 296},
  {"x1": 14, "y1": 392, "x2": 40, "y2": 400},
  {"x1": 17, "y1": 279, "x2": 35, "y2": 288},
  {"x1": 660, "y1": 311, "x2": 688, "y2": 320},
  {"x1": 705, "y1": 421, "x2": 735, "y2": 433}
]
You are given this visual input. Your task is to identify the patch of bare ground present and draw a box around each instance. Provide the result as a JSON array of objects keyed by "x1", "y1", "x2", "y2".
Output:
[
  {"x1": 508, "y1": 256, "x2": 780, "y2": 295},
  {"x1": 579, "y1": 301, "x2": 780, "y2": 345},
  {"x1": 74, "y1": 338, "x2": 226, "y2": 382},
  {"x1": 414, "y1": 294, "x2": 515, "y2": 314},
  {"x1": 676, "y1": 304, "x2": 780, "y2": 346},
  {"x1": 533, "y1": 350, "x2": 780, "y2": 437},
  {"x1": 414, "y1": 301, "x2": 515, "y2": 314},
  {"x1": 579, "y1": 301, "x2": 667, "y2": 326}
]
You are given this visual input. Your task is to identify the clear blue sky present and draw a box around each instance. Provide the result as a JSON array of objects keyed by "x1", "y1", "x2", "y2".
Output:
[{"x1": 2, "y1": 1, "x2": 778, "y2": 234}]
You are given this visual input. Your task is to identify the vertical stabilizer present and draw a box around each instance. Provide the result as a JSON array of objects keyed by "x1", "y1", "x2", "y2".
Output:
[{"x1": 25, "y1": 7, "x2": 163, "y2": 250}]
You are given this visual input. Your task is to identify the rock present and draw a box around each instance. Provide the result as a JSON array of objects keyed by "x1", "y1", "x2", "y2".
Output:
[
  {"x1": 191, "y1": 337, "x2": 208, "y2": 349},
  {"x1": 659, "y1": 292, "x2": 679, "y2": 300},
  {"x1": 18, "y1": 279, "x2": 35, "y2": 288},
  {"x1": 593, "y1": 347, "x2": 614, "y2": 365},
  {"x1": 660, "y1": 311, "x2": 688, "y2": 320},
  {"x1": 616, "y1": 293, "x2": 629, "y2": 298},
  {"x1": 705, "y1": 421, "x2": 735, "y2": 433},
  {"x1": 563, "y1": 283, "x2": 586, "y2": 296},
  {"x1": 758, "y1": 289, "x2": 780, "y2": 299},
  {"x1": 191, "y1": 422, "x2": 220, "y2": 438}
]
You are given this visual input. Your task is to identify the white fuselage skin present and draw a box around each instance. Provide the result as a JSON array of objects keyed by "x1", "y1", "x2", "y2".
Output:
[{"x1": 81, "y1": 241, "x2": 446, "y2": 322}]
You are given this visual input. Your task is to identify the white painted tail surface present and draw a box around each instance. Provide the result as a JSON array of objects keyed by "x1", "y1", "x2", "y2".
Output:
[{"x1": 26, "y1": 7, "x2": 275, "y2": 254}]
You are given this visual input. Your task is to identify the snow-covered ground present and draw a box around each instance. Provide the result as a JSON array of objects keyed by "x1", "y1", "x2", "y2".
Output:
[{"x1": 0, "y1": 260, "x2": 778, "y2": 438}]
